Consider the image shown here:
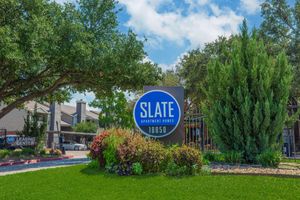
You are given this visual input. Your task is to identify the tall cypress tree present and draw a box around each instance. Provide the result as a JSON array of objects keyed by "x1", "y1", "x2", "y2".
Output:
[{"x1": 204, "y1": 20, "x2": 293, "y2": 162}]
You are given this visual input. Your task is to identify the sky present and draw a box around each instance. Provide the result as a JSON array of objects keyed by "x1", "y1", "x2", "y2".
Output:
[{"x1": 55, "y1": 0, "x2": 264, "y2": 110}]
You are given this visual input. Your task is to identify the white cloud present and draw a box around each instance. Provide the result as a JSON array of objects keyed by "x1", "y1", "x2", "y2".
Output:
[
  {"x1": 119, "y1": 0, "x2": 243, "y2": 49},
  {"x1": 240, "y1": 0, "x2": 262, "y2": 14},
  {"x1": 185, "y1": 0, "x2": 210, "y2": 8},
  {"x1": 159, "y1": 52, "x2": 189, "y2": 72},
  {"x1": 53, "y1": 0, "x2": 72, "y2": 5}
]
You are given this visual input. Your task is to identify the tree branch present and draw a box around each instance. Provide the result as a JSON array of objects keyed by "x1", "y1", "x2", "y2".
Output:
[{"x1": 0, "y1": 76, "x2": 68, "y2": 119}]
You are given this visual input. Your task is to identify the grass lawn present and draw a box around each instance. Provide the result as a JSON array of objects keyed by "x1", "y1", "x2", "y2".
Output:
[
  {"x1": 0, "y1": 165, "x2": 299, "y2": 200},
  {"x1": 282, "y1": 158, "x2": 300, "y2": 164}
]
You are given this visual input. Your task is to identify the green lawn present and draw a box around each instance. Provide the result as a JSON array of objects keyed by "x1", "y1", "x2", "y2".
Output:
[
  {"x1": 282, "y1": 158, "x2": 300, "y2": 164},
  {"x1": 0, "y1": 165, "x2": 299, "y2": 200}
]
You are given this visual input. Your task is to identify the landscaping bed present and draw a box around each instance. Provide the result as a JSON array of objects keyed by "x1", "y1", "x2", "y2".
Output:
[
  {"x1": 210, "y1": 164, "x2": 300, "y2": 177},
  {"x1": 0, "y1": 148, "x2": 68, "y2": 167}
]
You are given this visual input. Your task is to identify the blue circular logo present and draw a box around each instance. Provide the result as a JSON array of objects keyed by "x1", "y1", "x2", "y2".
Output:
[{"x1": 133, "y1": 90, "x2": 181, "y2": 138}]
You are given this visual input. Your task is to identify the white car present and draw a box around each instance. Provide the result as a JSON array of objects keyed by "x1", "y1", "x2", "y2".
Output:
[{"x1": 62, "y1": 141, "x2": 87, "y2": 150}]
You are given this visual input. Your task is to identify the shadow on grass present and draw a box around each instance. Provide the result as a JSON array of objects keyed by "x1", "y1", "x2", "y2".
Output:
[
  {"x1": 80, "y1": 167, "x2": 104, "y2": 176},
  {"x1": 79, "y1": 166, "x2": 209, "y2": 181},
  {"x1": 80, "y1": 165, "x2": 300, "y2": 181}
]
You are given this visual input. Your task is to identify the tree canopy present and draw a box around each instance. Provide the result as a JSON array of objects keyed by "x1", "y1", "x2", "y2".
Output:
[
  {"x1": 90, "y1": 91, "x2": 134, "y2": 129},
  {"x1": 176, "y1": 36, "x2": 235, "y2": 108},
  {"x1": 0, "y1": 0, "x2": 161, "y2": 119},
  {"x1": 260, "y1": 0, "x2": 300, "y2": 98},
  {"x1": 73, "y1": 121, "x2": 98, "y2": 133}
]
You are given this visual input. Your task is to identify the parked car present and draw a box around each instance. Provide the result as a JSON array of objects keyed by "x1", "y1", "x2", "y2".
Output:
[{"x1": 62, "y1": 141, "x2": 87, "y2": 150}]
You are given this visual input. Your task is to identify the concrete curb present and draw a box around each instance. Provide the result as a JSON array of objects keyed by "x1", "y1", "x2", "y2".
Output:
[{"x1": 0, "y1": 155, "x2": 74, "y2": 167}]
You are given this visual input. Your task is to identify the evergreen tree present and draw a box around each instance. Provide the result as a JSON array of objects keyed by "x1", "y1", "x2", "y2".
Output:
[
  {"x1": 204, "y1": 21, "x2": 293, "y2": 162},
  {"x1": 21, "y1": 104, "x2": 47, "y2": 150}
]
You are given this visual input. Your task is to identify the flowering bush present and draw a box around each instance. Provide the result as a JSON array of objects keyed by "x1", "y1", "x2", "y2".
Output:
[
  {"x1": 90, "y1": 129, "x2": 131, "y2": 167},
  {"x1": 90, "y1": 130, "x2": 111, "y2": 166},
  {"x1": 116, "y1": 133, "x2": 146, "y2": 175}
]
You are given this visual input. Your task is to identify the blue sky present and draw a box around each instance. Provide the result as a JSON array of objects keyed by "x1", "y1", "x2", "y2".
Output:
[
  {"x1": 117, "y1": 0, "x2": 263, "y2": 70},
  {"x1": 55, "y1": 0, "x2": 266, "y2": 109}
]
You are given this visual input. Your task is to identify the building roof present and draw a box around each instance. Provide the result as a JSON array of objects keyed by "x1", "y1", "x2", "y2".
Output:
[
  {"x1": 25, "y1": 101, "x2": 49, "y2": 114},
  {"x1": 61, "y1": 120, "x2": 71, "y2": 127},
  {"x1": 60, "y1": 104, "x2": 98, "y2": 120},
  {"x1": 40, "y1": 101, "x2": 98, "y2": 121}
]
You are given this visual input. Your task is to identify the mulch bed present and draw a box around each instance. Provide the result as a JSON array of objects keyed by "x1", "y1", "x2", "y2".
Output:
[{"x1": 210, "y1": 164, "x2": 300, "y2": 177}]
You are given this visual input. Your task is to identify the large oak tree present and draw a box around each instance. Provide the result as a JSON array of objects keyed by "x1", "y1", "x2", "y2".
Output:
[{"x1": 0, "y1": 0, "x2": 161, "y2": 119}]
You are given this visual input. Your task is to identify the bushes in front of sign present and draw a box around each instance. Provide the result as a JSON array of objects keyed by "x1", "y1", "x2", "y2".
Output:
[
  {"x1": 89, "y1": 129, "x2": 204, "y2": 176},
  {"x1": 132, "y1": 162, "x2": 143, "y2": 175},
  {"x1": 166, "y1": 145, "x2": 203, "y2": 176},
  {"x1": 116, "y1": 132, "x2": 167, "y2": 175},
  {"x1": 139, "y1": 140, "x2": 168, "y2": 173},
  {"x1": 90, "y1": 130, "x2": 112, "y2": 166}
]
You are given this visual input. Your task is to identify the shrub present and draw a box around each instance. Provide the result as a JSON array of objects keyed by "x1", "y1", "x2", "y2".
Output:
[
  {"x1": 171, "y1": 145, "x2": 202, "y2": 174},
  {"x1": 90, "y1": 129, "x2": 131, "y2": 167},
  {"x1": 105, "y1": 163, "x2": 118, "y2": 173},
  {"x1": 117, "y1": 133, "x2": 145, "y2": 163},
  {"x1": 117, "y1": 163, "x2": 132, "y2": 176},
  {"x1": 203, "y1": 151, "x2": 225, "y2": 163},
  {"x1": 165, "y1": 161, "x2": 189, "y2": 176},
  {"x1": 90, "y1": 130, "x2": 111, "y2": 166},
  {"x1": 22, "y1": 148, "x2": 35, "y2": 156},
  {"x1": 10, "y1": 149, "x2": 22, "y2": 157},
  {"x1": 87, "y1": 159, "x2": 100, "y2": 169},
  {"x1": 39, "y1": 149, "x2": 47, "y2": 155},
  {"x1": 50, "y1": 149, "x2": 62, "y2": 156},
  {"x1": 256, "y1": 150, "x2": 282, "y2": 168},
  {"x1": 139, "y1": 140, "x2": 167, "y2": 173},
  {"x1": 89, "y1": 128, "x2": 204, "y2": 176},
  {"x1": 132, "y1": 162, "x2": 143, "y2": 175},
  {"x1": 0, "y1": 149, "x2": 10, "y2": 159},
  {"x1": 203, "y1": 151, "x2": 217, "y2": 162},
  {"x1": 116, "y1": 133, "x2": 150, "y2": 175},
  {"x1": 202, "y1": 158, "x2": 210, "y2": 165},
  {"x1": 102, "y1": 134, "x2": 124, "y2": 166},
  {"x1": 223, "y1": 151, "x2": 243, "y2": 164}
]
